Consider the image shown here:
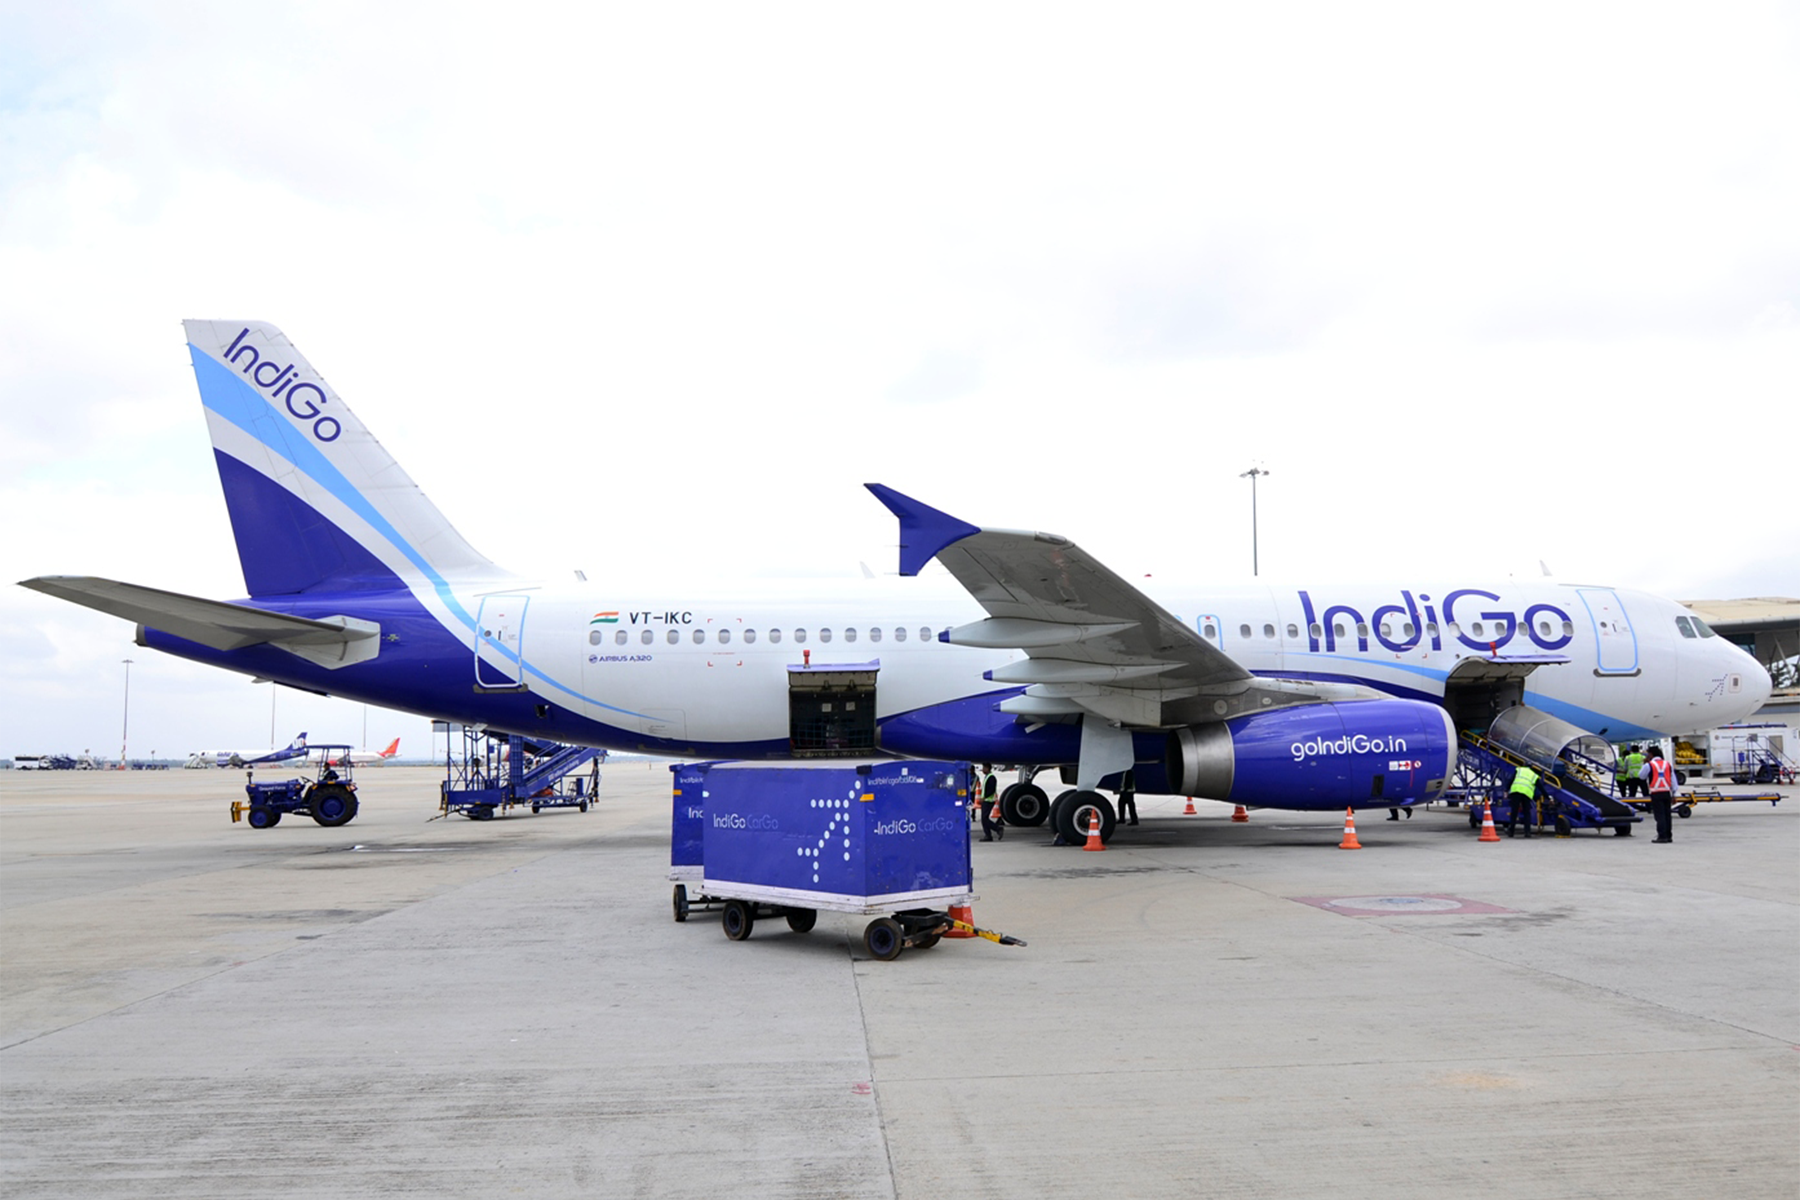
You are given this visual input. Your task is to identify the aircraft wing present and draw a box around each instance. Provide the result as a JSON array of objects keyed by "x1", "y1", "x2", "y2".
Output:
[
  {"x1": 19, "y1": 576, "x2": 379, "y2": 667},
  {"x1": 866, "y1": 486, "x2": 1321, "y2": 728}
]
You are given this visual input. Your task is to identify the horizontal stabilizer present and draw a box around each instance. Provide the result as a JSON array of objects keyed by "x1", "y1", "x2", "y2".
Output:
[{"x1": 20, "y1": 576, "x2": 379, "y2": 667}]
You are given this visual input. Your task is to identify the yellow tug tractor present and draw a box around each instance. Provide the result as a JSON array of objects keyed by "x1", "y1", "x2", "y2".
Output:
[{"x1": 231, "y1": 744, "x2": 361, "y2": 829}]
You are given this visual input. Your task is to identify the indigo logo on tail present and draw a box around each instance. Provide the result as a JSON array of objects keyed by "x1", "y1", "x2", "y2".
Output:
[{"x1": 222, "y1": 328, "x2": 342, "y2": 443}]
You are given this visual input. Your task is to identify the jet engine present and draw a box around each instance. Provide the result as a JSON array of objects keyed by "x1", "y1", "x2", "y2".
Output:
[{"x1": 1166, "y1": 699, "x2": 1457, "y2": 810}]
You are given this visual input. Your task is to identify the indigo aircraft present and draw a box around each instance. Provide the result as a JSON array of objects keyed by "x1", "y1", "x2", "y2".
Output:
[
  {"x1": 23, "y1": 322, "x2": 1771, "y2": 842},
  {"x1": 184, "y1": 731, "x2": 308, "y2": 770}
]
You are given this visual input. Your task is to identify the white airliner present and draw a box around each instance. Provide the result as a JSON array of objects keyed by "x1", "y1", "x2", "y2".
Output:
[
  {"x1": 21, "y1": 321, "x2": 1772, "y2": 841},
  {"x1": 326, "y1": 738, "x2": 402, "y2": 767},
  {"x1": 184, "y1": 732, "x2": 309, "y2": 770}
]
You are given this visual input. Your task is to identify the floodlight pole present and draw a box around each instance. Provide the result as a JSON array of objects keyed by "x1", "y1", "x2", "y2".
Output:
[
  {"x1": 120, "y1": 659, "x2": 133, "y2": 768},
  {"x1": 1239, "y1": 467, "x2": 1270, "y2": 576}
]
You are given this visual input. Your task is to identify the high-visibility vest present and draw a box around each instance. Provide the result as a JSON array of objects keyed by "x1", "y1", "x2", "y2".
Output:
[
  {"x1": 1510, "y1": 765, "x2": 1539, "y2": 797},
  {"x1": 1626, "y1": 752, "x2": 1645, "y2": 776},
  {"x1": 1648, "y1": 759, "x2": 1674, "y2": 793}
]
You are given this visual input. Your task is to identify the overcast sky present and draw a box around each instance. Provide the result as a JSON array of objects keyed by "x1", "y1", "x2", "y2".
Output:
[{"x1": 3, "y1": 2, "x2": 1796, "y2": 759}]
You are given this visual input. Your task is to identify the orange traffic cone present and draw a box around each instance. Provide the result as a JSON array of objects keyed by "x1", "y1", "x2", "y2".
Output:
[
  {"x1": 1477, "y1": 799, "x2": 1501, "y2": 843},
  {"x1": 989, "y1": 799, "x2": 1002, "y2": 821},
  {"x1": 1082, "y1": 807, "x2": 1107, "y2": 851},
  {"x1": 1230, "y1": 804, "x2": 1249, "y2": 823},
  {"x1": 1183, "y1": 796, "x2": 1198, "y2": 815},
  {"x1": 944, "y1": 901, "x2": 976, "y2": 938},
  {"x1": 1339, "y1": 806, "x2": 1362, "y2": 850}
]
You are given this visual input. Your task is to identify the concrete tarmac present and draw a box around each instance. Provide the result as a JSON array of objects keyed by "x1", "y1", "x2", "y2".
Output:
[{"x1": 3, "y1": 765, "x2": 1796, "y2": 1198}]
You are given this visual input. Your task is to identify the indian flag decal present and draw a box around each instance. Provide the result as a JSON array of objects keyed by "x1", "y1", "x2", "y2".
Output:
[{"x1": 590, "y1": 611, "x2": 619, "y2": 624}]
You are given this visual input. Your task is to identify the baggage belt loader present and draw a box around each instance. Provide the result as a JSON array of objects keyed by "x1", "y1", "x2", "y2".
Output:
[{"x1": 670, "y1": 759, "x2": 1023, "y2": 961}]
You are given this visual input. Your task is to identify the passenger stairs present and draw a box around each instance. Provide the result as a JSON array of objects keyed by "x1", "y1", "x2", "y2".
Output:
[
  {"x1": 440, "y1": 728, "x2": 604, "y2": 821},
  {"x1": 1449, "y1": 705, "x2": 1642, "y2": 836}
]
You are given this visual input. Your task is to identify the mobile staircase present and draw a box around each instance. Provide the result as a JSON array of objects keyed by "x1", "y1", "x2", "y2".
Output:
[
  {"x1": 1450, "y1": 705, "x2": 1642, "y2": 837},
  {"x1": 1715, "y1": 733, "x2": 1798, "y2": 787},
  {"x1": 440, "y1": 728, "x2": 604, "y2": 820}
]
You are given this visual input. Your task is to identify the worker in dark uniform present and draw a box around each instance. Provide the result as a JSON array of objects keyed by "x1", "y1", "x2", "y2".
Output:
[
  {"x1": 1641, "y1": 749, "x2": 1677, "y2": 842},
  {"x1": 1506, "y1": 763, "x2": 1539, "y2": 837},
  {"x1": 978, "y1": 763, "x2": 1003, "y2": 842},
  {"x1": 1117, "y1": 769, "x2": 1139, "y2": 826}
]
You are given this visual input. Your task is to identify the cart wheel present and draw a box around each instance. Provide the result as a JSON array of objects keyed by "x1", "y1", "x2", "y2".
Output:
[
  {"x1": 785, "y1": 908, "x2": 817, "y2": 934},
  {"x1": 864, "y1": 917, "x2": 904, "y2": 961},
  {"x1": 1677, "y1": 806, "x2": 1691, "y2": 818},
  {"x1": 531, "y1": 803, "x2": 540, "y2": 814},
  {"x1": 1554, "y1": 815, "x2": 1571, "y2": 837},
  {"x1": 1613, "y1": 824, "x2": 1632, "y2": 836},
  {"x1": 579, "y1": 799, "x2": 589, "y2": 813},
  {"x1": 916, "y1": 932, "x2": 942, "y2": 950},
  {"x1": 309, "y1": 784, "x2": 357, "y2": 827},
  {"x1": 722, "y1": 900, "x2": 755, "y2": 941},
  {"x1": 247, "y1": 807, "x2": 276, "y2": 829},
  {"x1": 672, "y1": 884, "x2": 690, "y2": 923}
]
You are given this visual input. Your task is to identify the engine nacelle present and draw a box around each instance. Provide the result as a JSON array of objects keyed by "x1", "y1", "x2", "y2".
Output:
[{"x1": 1166, "y1": 699, "x2": 1457, "y2": 810}]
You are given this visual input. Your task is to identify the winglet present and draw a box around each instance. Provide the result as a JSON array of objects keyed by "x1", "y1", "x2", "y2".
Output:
[{"x1": 864, "y1": 485, "x2": 981, "y2": 577}]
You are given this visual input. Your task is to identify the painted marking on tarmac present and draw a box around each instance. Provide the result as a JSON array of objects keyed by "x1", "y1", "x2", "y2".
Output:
[{"x1": 1292, "y1": 894, "x2": 1513, "y2": 916}]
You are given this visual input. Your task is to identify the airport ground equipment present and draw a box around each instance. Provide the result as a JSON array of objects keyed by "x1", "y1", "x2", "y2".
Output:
[
  {"x1": 1630, "y1": 788, "x2": 1785, "y2": 819},
  {"x1": 1710, "y1": 726, "x2": 1798, "y2": 786},
  {"x1": 1449, "y1": 705, "x2": 1641, "y2": 836},
  {"x1": 673, "y1": 760, "x2": 1018, "y2": 960},
  {"x1": 231, "y1": 745, "x2": 360, "y2": 829},
  {"x1": 438, "y1": 727, "x2": 603, "y2": 820}
]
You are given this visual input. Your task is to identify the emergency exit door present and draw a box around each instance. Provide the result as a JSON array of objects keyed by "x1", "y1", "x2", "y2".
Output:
[{"x1": 475, "y1": 594, "x2": 530, "y2": 690}]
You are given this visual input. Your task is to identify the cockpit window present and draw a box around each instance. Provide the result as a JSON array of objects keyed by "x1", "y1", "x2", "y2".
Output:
[
  {"x1": 1693, "y1": 618, "x2": 1718, "y2": 638},
  {"x1": 1675, "y1": 616, "x2": 1696, "y2": 638}
]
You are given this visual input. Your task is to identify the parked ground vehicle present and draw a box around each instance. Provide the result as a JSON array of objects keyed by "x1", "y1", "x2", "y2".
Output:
[{"x1": 231, "y1": 745, "x2": 361, "y2": 829}]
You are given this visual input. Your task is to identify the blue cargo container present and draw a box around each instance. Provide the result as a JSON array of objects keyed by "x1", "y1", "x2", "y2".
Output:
[{"x1": 671, "y1": 759, "x2": 976, "y2": 959}]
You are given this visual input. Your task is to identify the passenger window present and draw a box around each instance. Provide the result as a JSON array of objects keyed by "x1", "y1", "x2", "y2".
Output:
[
  {"x1": 1403, "y1": 623, "x2": 1415, "y2": 638},
  {"x1": 1264, "y1": 624, "x2": 1275, "y2": 639},
  {"x1": 744, "y1": 629, "x2": 757, "y2": 644},
  {"x1": 1356, "y1": 623, "x2": 1369, "y2": 639},
  {"x1": 1333, "y1": 623, "x2": 1346, "y2": 639},
  {"x1": 1287, "y1": 624, "x2": 1299, "y2": 638},
  {"x1": 1561, "y1": 620, "x2": 1573, "y2": 637},
  {"x1": 795, "y1": 628, "x2": 808, "y2": 644},
  {"x1": 1380, "y1": 624, "x2": 1392, "y2": 638},
  {"x1": 641, "y1": 629, "x2": 653, "y2": 645},
  {"x1": 1239, "y1": 624, "x2": 1252, "y2": 639},
  {"x1": 693, "y1": 629, "x2": 705, "y2": 644},
  {"x1": 868, "y1": 627, "x2": 882, "y2": 643},
  {"x1": 1427, "y1": 622, "x2": 1439, "y2": 640},
  {"x1": 1472, "y1": 622, "x2": 1484, "y2": 637},
  {"x1": 894, "y1": 627, "x2": 907, "y2": 642},
  {"x1": 718, "y1": 628, "x2": 731, "y2": 645},
  {"x1": 666, "y1": 629, "x2": 680, "y2": 645},
  {"x1": 1309, "y1": 623, "x2": 1322, "y2": 639},
  {"x1": 920, "y1": 627, "x2": 932, "y2": 643},
  {"x1": 588, "y1": 630, "x2": 603, "y2": 645},
  {"x1": 769, "y1": 629, "x2": 782, "y2": 644},
  {"x1": 1203, "y1": 623, "x2": 1217, "y2": 639},
  {"x1": 844, "y1": 628, "x2": 857, "y2": 643},
  {"x1": 1539, "y1": 620, "x2": 1553, "y2": 638},
  {"x1": 819, "y1": 628, "x2": 833, "y2": 643},
  {"x1": 615, "y1": 629, "x2": 627, "y2": 645}
]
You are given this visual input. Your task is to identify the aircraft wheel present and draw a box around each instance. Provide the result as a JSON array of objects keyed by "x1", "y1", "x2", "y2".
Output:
[
  {"x1": 247, "y1": 807, "x2": 277, "y2": 829},
  {"x1": 864, "y1": 917, "x2": 904, "y2": 961},
  {"x1": 309, "y1": 785, "x2": 357, "y2": 827},
  {"x1": 672, "y1": 884, "x2": 690, "y2": 923},
  {"x1": 1055, "y1": 790, "x2": 1117, "y2": 845},
  {"x1": 785, "y1": 908, "x2": 818, "y2": 934},
  {"x1": 1001, "y1": 782, "x2": 1050, "y2": 827},
  {"x1": 1047, "y1": 789, "x2": 1078, "y2": 839},
  {"x1": 722, "y1": 900, "x2": 755, "y2": 941}
]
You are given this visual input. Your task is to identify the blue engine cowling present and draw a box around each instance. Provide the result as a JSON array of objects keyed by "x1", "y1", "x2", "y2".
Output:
[{"x1": 1165, "y1": 699, "x2": 1458, "y2": 810}]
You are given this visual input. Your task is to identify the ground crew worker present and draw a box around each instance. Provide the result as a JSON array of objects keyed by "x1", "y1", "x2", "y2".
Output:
[
  {"x1": 1641, "y1": 749, "x2": 1676, "y2": 842},
  {"x1": 1507, "y1": 763, "x2": 1539, "y2": 837},
  {"x1": 978, "y1": 763, "x2": 1004, "y2": 842},
  {"x1": 1622, "y1": 745, "x2": 1647, "y2": 798}
]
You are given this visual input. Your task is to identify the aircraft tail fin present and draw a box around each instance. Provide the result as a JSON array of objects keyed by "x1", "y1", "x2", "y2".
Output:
[
  {"x1": 183, "y1": 320, "x2": 507, "y2": 598},
  {"x1": 381, "y1": 737, "x2": 400, "y2": 758}
]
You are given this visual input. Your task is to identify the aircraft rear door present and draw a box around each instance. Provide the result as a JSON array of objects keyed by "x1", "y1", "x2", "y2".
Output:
[
  {"x1": 475, "y1": 594, "x2": 530, "y2": 690},
  {"x1": 1577, "y1": 588, "x2": 1639, "y2": 676}
]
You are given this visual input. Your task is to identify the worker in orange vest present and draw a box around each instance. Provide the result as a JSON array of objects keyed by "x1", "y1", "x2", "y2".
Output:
[{"x1": 1640, "y1": 748, "x2": 1677, "y2": 842}]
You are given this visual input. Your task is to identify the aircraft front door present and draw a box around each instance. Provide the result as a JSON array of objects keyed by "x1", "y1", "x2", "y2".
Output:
[
  {"x1": 475, "y1": 594, "x2": 530, "y2": 690},
  {"x1": 1577, "y1": 588, "x2": 1639, "y2": 676}
]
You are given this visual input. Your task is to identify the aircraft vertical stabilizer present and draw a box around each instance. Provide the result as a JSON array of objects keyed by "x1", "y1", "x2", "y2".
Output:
[{"x1": 183, "y1": 320, "x2": 507, "y2": 598}]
